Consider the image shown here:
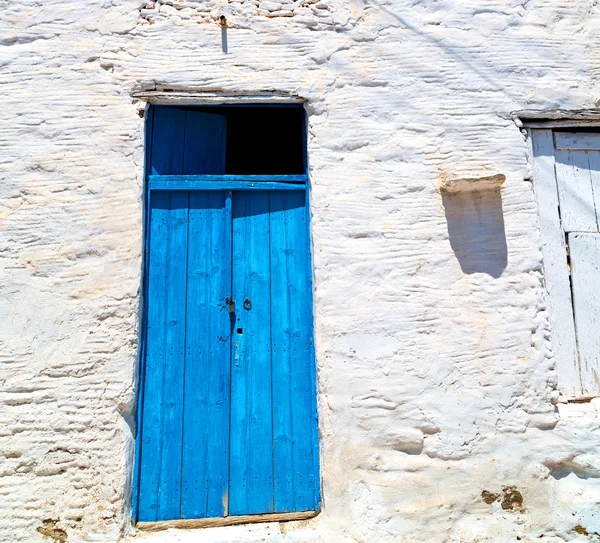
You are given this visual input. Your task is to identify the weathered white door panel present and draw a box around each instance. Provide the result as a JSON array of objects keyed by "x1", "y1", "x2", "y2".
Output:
[
  {"x1": 533, "y1": 131, "x2": 600, "y2": 398},
  {"x1": 589, "y1": 152, "x2": 600, "y2": 227},
  {"x1": 555, "y1": 132, "x2": 600, "y2": 151},
  {"x1": 531, "y1": 129, "x2": 581, "y2": 396},
  {"x1": 568, "y1": 233, "x2": 600, "y2": 396},
  {"x1": 554, "y1": 150, "x2": 600, "y2": 233}
]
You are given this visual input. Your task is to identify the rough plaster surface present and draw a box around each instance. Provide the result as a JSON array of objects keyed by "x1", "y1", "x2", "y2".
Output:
[{"x1": 2, "y1": 0, "x2": 600, "y2": 541}]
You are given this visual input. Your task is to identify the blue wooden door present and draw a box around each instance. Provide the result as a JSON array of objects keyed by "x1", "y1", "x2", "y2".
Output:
[
  {"x1": 229, "y1": 190, "x2": 318, "y2": 516},
  {"x1": 134, "y1": 107, "x2": 320, "y2": 522}
]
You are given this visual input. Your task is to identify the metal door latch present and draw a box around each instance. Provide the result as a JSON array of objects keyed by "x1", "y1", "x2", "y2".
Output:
[{"x1": 226, "y1": 297, "x2": 235, "y2": 314}]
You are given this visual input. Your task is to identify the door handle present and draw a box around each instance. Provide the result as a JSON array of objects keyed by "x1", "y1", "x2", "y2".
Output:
[{"x1": 226, "y1": 297, "x2": 235, "y2": 314}]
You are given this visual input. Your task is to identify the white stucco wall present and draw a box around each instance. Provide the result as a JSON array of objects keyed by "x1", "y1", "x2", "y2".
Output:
[{"x1": 2, "y1": 0, "x2": 600, "y2": 541}]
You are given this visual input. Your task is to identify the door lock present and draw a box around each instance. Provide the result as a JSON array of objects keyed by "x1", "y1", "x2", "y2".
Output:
[{"x1": 226, "y1": 297, "x2": 236, "y2": 314}]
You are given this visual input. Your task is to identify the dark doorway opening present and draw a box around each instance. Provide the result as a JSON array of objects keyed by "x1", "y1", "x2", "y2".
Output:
[{"x1": 151, "y1": 105, "x2": 305, "y2": 176}]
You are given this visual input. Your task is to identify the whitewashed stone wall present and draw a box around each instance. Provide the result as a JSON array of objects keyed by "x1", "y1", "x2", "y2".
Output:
[{"x1": 2, "y1": 0, "x2": 600, "y2": 541}]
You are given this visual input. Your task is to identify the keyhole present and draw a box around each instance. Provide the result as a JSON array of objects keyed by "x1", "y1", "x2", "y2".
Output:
[{"x1": 237, "y1": 328, "x2": 243, "y2": 335}]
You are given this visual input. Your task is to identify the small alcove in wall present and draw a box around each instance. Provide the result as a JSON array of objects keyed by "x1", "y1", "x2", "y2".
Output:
[{"x1": 439, "y1": 173, "x2": 508, "y2": 279}]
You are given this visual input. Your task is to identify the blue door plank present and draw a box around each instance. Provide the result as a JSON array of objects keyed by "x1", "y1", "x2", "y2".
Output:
[
  {"x1": 151, "y1": 107, "x2": 186, "y2": 175},
  {"x1": 150, "y1": 178, "x2": 306, "y2": 192},
  {"x1": 152, "y1": 175, "x2": 308, "y2": 183},
  {"x1": 138, "y1": 107, "x2": 187, "y2": 522},
  {"x1": 230, "y1": 191, "x2": 275, "y2": 515},
  {"x1": 204, "y1": 191, "x2": 233, "y2": 517},
  {"x1": 181, "y1": 191, "x2": 231, "y2": 518},
  {"x1": 269, "y1": 191, "x2": 295, "y2": 512},
  {"x1": 181, "y1": 111, "x2": 230, "y2": 519},
  {"x1": 157, "y1": 191, "x2": 189, "y2": 518},
  {"x1": 138, "y1": 190, "x2": 170, "y2": 521},
  {"x1": 138, "y1": 191, "x2": 189, "y2": 520},
  {"x1": 182, "y1": 111, "x2": 227, "y2": 175},
  {"x1": 269, "y1": 191, "x2": 318, "y2": 513}
]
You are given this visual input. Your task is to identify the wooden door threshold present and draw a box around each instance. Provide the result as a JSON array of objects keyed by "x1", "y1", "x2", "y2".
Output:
[{"x1": 136, "y1": 510, "x2": 318, "y2": 532}]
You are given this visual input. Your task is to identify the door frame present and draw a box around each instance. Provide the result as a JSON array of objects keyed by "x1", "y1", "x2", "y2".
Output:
[{"x1": 131, "y1": 103, "x2": 321, "y2": 528}]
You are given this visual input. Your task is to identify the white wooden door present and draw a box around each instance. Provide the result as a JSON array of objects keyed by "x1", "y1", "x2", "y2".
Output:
[{"x1": 532, "y1": 130, "x2": 600, "y2": 397}]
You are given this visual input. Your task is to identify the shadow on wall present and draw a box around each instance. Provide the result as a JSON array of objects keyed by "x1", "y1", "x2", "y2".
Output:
[{"x1": 442, "y1": 188, "x2": 508, "y2": 278}]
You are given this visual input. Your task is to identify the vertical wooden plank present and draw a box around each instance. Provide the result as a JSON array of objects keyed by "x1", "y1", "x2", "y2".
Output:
[
  {"x1": 137, "y1": 191, "x2": 169, "y2": 521},
  {"x1": 229, "y1": 191, "x2": 274, "y2": 515},
  {"x1": 567, "y1": 233, "x2": 600, "y2": 396},
  {"x1": 138, "y1": 106, "x2": 188, "y2": 521},
  {"x1": 270, "y1": 190, "x2": 318, "y2": 513},
  {"x1": 158, "y1": 191, "x2": 189, "y2": 518},
  {"x1": 531, "y1": 129, "x2": 582, "y2": 396},
  {"x1": 180, "y1": 191, "x2": 231, "y2": 518},
  {"x1": 180, "y1": 111, "x2": 230, "y2": 519},
  {"x1": 554, "y1": 150, "x2": 598, "y2": 232},
  {"x1": 269, "y1": 191, "x2": 294, "y2": 512},
  {"x1": 183, "y1": 111, "x2": 227, "y2": 175},
  {"x1": 207, "y1": 190, "x2": 233, "y2": 517},
  {"x1": 587, "y1": 151, "x2": 600, "y2": 229},
  {"x1": 138, "y1": 191, "x2": 189, "y2": 520},
  {"x1": 151, "y1": 107, "x2": 186, "y2": 175}
]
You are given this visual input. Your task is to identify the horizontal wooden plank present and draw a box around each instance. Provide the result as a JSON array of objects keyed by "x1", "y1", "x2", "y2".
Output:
[
  {"x1": 132, "y1": 90, "x2": 306, "y2": 104},
  {"x1": 150, "y1": 174, "x2": 308, "y2": 183},
  {"x1": 554, "y1": 132, "x2": 600, "y2": 150},
  {"x1": 136, "y1": 510, "x2": 318, "y2": 531},
  {"x1": 151, "y1": 179, "x2": 306, "y2": 191},
  {"x1": 150, "y1": 175, "x2": 307, "y2": 191},
  {"x1": 515, "y1": 109, "x2": 600, "y2": 122},
  {"x1": 525, "y1": 121, "x2": 600, "y2": 129}
]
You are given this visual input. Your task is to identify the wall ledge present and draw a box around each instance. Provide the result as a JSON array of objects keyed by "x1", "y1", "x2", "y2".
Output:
[{"x1": 438, "y1": 173, "x2": 506, "y2": 193}]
